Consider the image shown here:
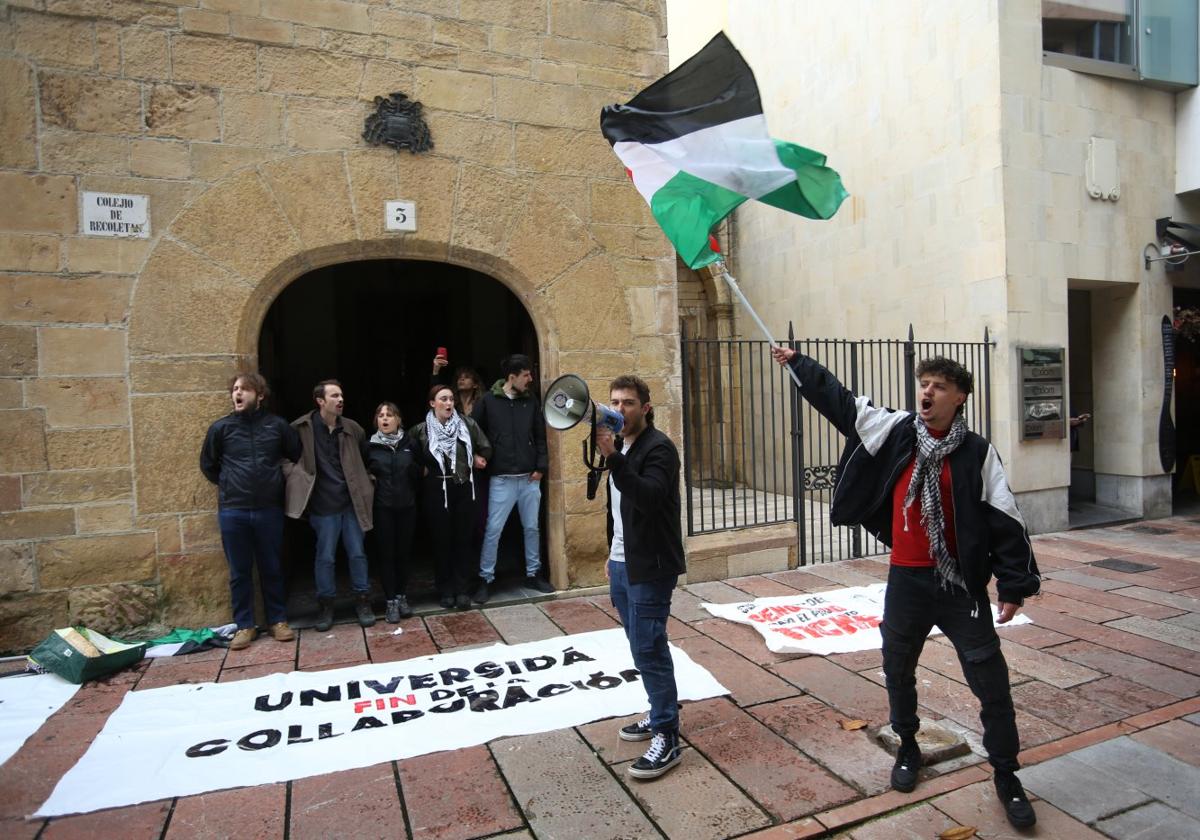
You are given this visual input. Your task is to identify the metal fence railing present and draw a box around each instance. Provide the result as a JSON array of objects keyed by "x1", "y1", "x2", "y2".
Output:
[{"x1": 681, "y1": 323, "x2": 994, "y2": 565}]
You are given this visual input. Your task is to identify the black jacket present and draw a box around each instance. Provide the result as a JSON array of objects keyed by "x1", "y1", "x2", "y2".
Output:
[
  {"x1": 366, "y1": 436, "x2": 421, "y2": 510},
  {"x1": 787, "y1": 353, "x2": 1041, "y2": 605},
  {"x1": 605, "y1": 426, "x2": 687, "y2": 584},
  {"x1": 471, "y1": 381, "x2": 548, "y2": 476},
  {"x1": 200, "y1": 409, "x2": 301, "y2": 510}
]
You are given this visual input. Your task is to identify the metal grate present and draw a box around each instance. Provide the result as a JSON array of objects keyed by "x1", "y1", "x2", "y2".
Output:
[{"x1": 1089, "y1": 558, "x2": 1159, "y2": 573}]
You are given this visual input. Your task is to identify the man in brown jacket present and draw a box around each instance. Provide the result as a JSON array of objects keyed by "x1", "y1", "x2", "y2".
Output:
[{"x1": 286, "y1": 380, "x2": 375, "y2": 630}]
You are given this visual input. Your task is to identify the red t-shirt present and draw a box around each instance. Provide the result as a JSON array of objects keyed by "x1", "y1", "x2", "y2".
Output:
[{"x1": 890, "y1": 427, "x2": 957, "y2": 567}]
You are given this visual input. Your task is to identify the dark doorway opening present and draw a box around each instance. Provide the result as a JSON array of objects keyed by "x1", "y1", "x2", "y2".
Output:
[
  {"x1": 1172, "y1": 286, "x2": 1200, "y2": 515},
  {"x1": 258, "y1": 259, "x2": 542, "y2": 622}
]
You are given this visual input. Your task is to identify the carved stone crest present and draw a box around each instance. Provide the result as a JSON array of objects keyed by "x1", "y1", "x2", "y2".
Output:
[{"x1": 362, "y1": 92, "x2": 433, "y2": 154}]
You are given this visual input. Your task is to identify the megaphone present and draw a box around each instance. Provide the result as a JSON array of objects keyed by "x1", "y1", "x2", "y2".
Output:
[{"x1": 544, "y1": 374, "x2": 623, "y2": 500}]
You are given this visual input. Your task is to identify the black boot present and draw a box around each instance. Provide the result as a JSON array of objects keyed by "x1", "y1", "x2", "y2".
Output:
[
  {"x1": 315, "y1": 599, "x2": 334, "y2": 633},
  {"x1": 355, "y1": 595, "x2": 376, "y2": 628},
  {"x1": 995, "y1": 771, "x2": 1036, "y2": 828},
  {"x1": 890, "y1": 737, "x2": 922, "y2": 793}
]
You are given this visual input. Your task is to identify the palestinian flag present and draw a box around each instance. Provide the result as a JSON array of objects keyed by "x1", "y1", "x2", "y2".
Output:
[{"x1": 600, "y1": 32, "x2": 848, "y2": 269}]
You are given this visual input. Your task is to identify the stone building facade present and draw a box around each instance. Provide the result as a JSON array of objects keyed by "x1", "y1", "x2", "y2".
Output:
[{"x1": 0, "y1": 0, "x2": 681, "y2": 651}]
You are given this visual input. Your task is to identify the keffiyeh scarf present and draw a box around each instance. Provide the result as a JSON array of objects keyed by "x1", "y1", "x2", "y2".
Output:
[
  {"x1": 424, "y1": 409, "x2": 474, "y2": 508},
  {"x1": 370, "y1": 429, "x2": 404, "y2": 449},
  {"x1": 902, "y1": 414, "x2": 969, "y2": 594}
]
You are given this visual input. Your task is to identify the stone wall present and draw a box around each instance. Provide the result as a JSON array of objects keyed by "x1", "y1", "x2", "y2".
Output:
[{"x1": 0, "y1": 0, "x2": 675, "y2": 652}]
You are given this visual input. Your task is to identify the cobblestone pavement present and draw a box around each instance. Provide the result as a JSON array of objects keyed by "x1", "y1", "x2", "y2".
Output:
[{"x1": 2, "y1": 516, "x2": 1198, "y2": 839}]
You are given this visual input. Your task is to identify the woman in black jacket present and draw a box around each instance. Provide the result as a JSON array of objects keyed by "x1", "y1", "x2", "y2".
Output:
[{"x1": 367, "y1": 402, "x2": 422, "y2": 622}]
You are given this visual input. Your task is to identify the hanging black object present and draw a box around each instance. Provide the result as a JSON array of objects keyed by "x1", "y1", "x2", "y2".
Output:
[
  {"x1": 1160, "y1": 315, "x2": 1176, "y2": 473},
  {"x1": 363, "y1": 92, "x2": 433, "y2": 154}
]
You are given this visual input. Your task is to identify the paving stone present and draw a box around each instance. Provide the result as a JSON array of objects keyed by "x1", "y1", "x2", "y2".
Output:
[
  {"x1": 41, "y1": 800, "x2": 171, "y2": 840},
  {"x1": 1069, "y1": 561, "x2": 1199, "y2": 592},
  {"x1": 685, "y1": 579, "x2": 754, "y2": 603},
  {"x1": 1019, "y1": 754, "x2": 1152, "y2": 823},
  {"x1": 1107, "y1": 615, "x2": 1200, "y2": 653},
  {"x1": 1072, "y1": 675, "x2": 1177, "y2": 716},
  {"x1": 910, "y1": 638, "x2": 1030, "y2": 686},
  {"x1": 484, "y1": 603, "x2": 564, "y2": 644},
  {"x1": 991, "y1": 622, "x2": 1074, "y2": 649},
  {"x1": 218, "y1": 662, "x2": 292, "y2": 682},
  {"x1": 876, "y1": 719, "x2": 971, "y2": 765},
  {"x1": 930, "y1": 780, "x2": 1110, "y2": 839},
  {"x1": 1032, "y1": 589, "x2": 1129, "y2": 623},
  {"x1": 1021, "y1": 605, "x2": 1200, "y2": 676},
  {"x1": 1072, "y1": 736, "x2": 1200, "y2": 819},
  {"x1": 576, "y1": 711, "x2": 658, "y2": 765},
  {"x1": 134, "y1": 657, "x2": 222, "y2": 690},
  {"x1": 1167, "y1": 611, "x2": 1200, "y2": 632},
  {"x1": 675, "y1": 634, "x2": 798, "y2": 707},
  {"x1": 291, "y1": 763, "x2": 406, "y2": 840},
  {"x1": 298, "y1": 623, "x2": 369, "y2": 668},
  {"x1": 815, "y1": 765, "x2": 991, "y2": 833},
  {"x1": 423, "y1": 611, "x2": 501, "y2": 650},
  {"x1": 1096, "y1": 801, "x2": 1200, "y2": 839},
  {"x1": 538, "y1": 598, "x2": 618, "y2": 634},
  {"x1": 727, "y1": 574, "x2": 805, "y2": 597},
  {"x1": 771, "y1": 655, "x2": 891, "y2": 724},
  {"x1": 827, "y1": 648, "x2": 882, "y2": 672},
  {"x1": 764, "y1": 568, "x2": 836, "y2": 592},
  {"x1": 1110, "y1": 584, "x2": 1200, "y2": 613},
  {"x1": 491, "y1": 729, "x2": 654, "y2": 840},
  {"x1": 669, "y1": 585, "x2": 713, "y2": 622},
  {"x1": 1131, "y1": 719, "x2": 1200, "y2": 767},
  {"x1": 1010, "y1": 680, "x2": 1124, "y2": 730},
  {"x1": 684, "y1": 697, "x2": 858, "y2": 821},
  {"x1": 1051, "y1": 639, "x2": 1200, "y2": 698},
  {"x1": 845, "y1": 801, "x2": 960, "y2": 840},
  {"x1": 737, "y1": 816, "x2": 826, "y2": 839},
  {"x1": 749, "y1": 695, "x2": 895, "y2": 796},
  {"x1": 166, "y1": 783, "x2": 285, "y2": 839},
  {"x1": 992, "y1": 639, "x2": 1102, "y2": 688},
  {"x1": 666, "y1": 615, "x2": 702, "y2": 639},
  {"x1": 398, "y1": 745, "x2": 521, "y2": 840},
  {"x1": 0, "y1": 817, "x2": 44, "y2": 840},
  {"x1": 364, "y1": 616, "x2": 438, "y2": 662},
  {"x1": 614, "y1": 747, "x2": 771, "y2": 839},
  {"x1": 1040, "y1": 578, "x2": 1185, "y2": 619},
  {"x1": 692, "y1": 617, "x2": 803, "y2": 666},
  {"x1": 804, "y1": 563, "x2": 881, "y2": 587},
  {"x1": 1044, "y1": 568, "x2": 1125, "y2": 590},
  {"x1": 1185, "y1": 711, "x2": 1200, "y2": 725},
  {"x1": 222, "y1": 634, "x2": 296, "y2": 668}
]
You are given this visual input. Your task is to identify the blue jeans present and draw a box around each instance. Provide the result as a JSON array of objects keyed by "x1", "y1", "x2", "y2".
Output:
[
  {"x1": 479, "y1": 475, "x2": 541, "y2": 582},
  {"x1": 309, "y1": 510, "x2": 368, "y2": 600},
  {"x1": 608, "y1": 560, "x2": 679, "y2": 733},
  {"x1": 218, "y1": 507, "x2": 286, "y2": 629}
]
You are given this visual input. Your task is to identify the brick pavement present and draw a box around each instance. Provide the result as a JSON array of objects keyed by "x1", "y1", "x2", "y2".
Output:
[{"x1": 1, "y1": 516, "x2": 1198, "y2": 838}]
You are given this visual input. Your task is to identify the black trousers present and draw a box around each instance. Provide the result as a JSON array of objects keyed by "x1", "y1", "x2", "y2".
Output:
[
  {"x1": 374, "y1": 505, "x2": 415, "y2": 599},
  {"x1": 423, "y1": 479, "x2": 477, "y2": 598},
  {"x1": 881, "y1": 565, "x2": 1020, "y2": 774}
]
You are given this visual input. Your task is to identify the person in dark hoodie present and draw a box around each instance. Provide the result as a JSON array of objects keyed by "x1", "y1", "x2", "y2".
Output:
[
  {"x1": 200, "y1": 373, "x2": 301, "y2": 651},
  {"x1": 366, "y1": 402, "x2": 422, "y2": 623},
  {"x1": 596, "y1": 375, "x2": 687, "y2": 782},
  {"x1": 771, "y1": 346, "x2": 1041, "y2": 829},
  {"x1": 471, "y1": 353, "x2": 553, "y2": 603}
]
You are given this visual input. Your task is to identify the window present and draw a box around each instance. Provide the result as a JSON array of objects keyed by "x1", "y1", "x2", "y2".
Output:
[{"x1": 1043, "y1": 0, "x2": 1134, "y2": 65}]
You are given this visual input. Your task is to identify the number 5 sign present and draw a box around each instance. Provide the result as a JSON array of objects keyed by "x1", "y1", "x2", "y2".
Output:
[{"x1": 384, "y1": 200, "x2": 417, "y2": 232}]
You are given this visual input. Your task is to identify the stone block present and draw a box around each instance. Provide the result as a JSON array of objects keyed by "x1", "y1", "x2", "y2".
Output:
[
  {"x1": 159, "y1": 550, "x2": 230, "y2": 627},
  {"x1": 120, "y1": 27, "x2": 169, "y2": 79},
  {"x1": 1020, "y1": 754, "x2": 1152, "y2": 823},
  {"x1": 130, "y1": 139, "x2": 191, "y2": 179},
  {"x1": 180, "y1": 512, "x2": 221, "y2": 550},
  {"x1": 284, "y1": 99, "x2": 361, "y2": 150},
  {"x1": 41, "y1": 130, "x2": 131, "y2": 176},
  {"x1": 323, "y1": 31, "x2": 388, "y2": 58},
  {"x1": 136, "y1": 512, "x2": 181, "y2": 554},
  {"x1": 180, "y1": 8, "x2": 229, "y2": 34},
  {"x1": 0, "y1": 508, "x2": 75, "y2": 541},
  {"x1": 171, "y1": 33, "x2": 256, "y2": 89},
  {"x1": 23, "y1": 468, "x2": 132, "y2": 506},
  {"x1": 202, "y1": 0, "x2": 261, "y2": 14},
  {"x1": 0, "y1": 544, "x2": 36, "y2": 595},
  {"x1": 0, "y1": 380, "x2": 21, "y2": 410},
  {"x1": 534, "y1": 60, "x2": 576, "y2": 83},
  {"x1": 69, "y1": 582, "x2": 157, "y2": 634},
  {"x1": 1096, "y1": 803, "x2": 1200, "y2": 840},
  {"x1": 514, "y1": 125, "x2": 616, "y2": 176},
  {"x1": 459, "y1": 0, "x2": 546, "y2": 31},
  {"x1": 96, "y1": 21, "x2": 120, "y2": 74},
  {"x1": 367, "y1": 6, "x2": 433, "y2": 38},
  {"x1": 432, "y1": 18, "x2": 488, "y2": 50},
  {"x1": 0, "y1": 326, "x2": 37, "y2": 377},
  {"x1": 131, "y1": 392, "x2": 225, "y2": 514},
  {"x1": 550, "y1": 0, "x2": 660, "y2": 51},
  {"x1": 0, "y1": 233, "x2": 59, "y2": 272},
  {"x1": 358, "y1": 59, "x2": 414, "y2": 102},
  {"x1": 414, "y1": 66, "x2": 494, "y2": 116},
  {"x1": 222, "y1": 92, "x2": 285, "y2": 146},
  {"x1": 0, "y1": 57, "x2": 38, "y2": 168},
  {"x1": 38, "y1": 327, "x2": 126, "y2": 376},
  {"x1": 0, "y1": 174, "x2": 77, "y2": 235},
  {"x1": 457, "y1": 50, "x2": 531, "y2": 78},
  {"x1": 261, "y1": 0, "x2": 369, "y2": 32},
  {"x1": 130, "y1": 358, "x2": 238, "y2": 394},
  {"x1": 446, "y1": 163, "x2": 526, "y2": 255},
  {"x1": 0, "y1": 591, "x2": 70, "y2": 653},
  {"x1": 38, "y1": 531, "x2": 157, "y2": 589},
  {"x1": 12, "y1": 10, "x2": 96, "y2": 68},
  {"x1": 39, "y1": 71, "x2": 143, "y2": 134},
  {"x1": 495, "y1": 77, "x2": 613, "y2": 130},
  {"x1": 502, "y1": 190, "x2": 594, "y2": 284},
  {"x1": 45, "y1": 0, "x2": 179, "y2": 26},
  {"x1": 0, "y1": 475, "x2": 18, "y2": 511},
  {"x1": 190, "y1": 143, "x2": 272, "y2": 181},
  {"x1": 385, "y1": 39, "x2": 457, "y2": 67},
  {"x1": 0, "y1": 409, "x2": 48, "y2": 472},
  {"x1": 290, "y1": 766, "x2": 405, "y2": 839},
  {"x1": 543, "y1": 257, "x2": 633, "y2": 350},
  {"x1": 260, "y1": 153, "x2": 357, "y2": 250},
  {"x1": 62, "y1": 237, "x2": 147, "y2": 276},
  {"x1": 229, "y1": 14, "x2": 292, "y2": 44},
  {"x1": 45, "y1": 428, "x2": 132, "y2": 470},
  {"x1": 875, "y1": 720, "x2": 971, "y2": 764},
  {"x1": 77, "y1": 502, "x2": 134, "y2": 533},
  {"x1": 728, "y1": 546, "x2": 790, "y2": 577},
  {"x1": 591, "y1": 179, "x2": 657, "y2": 226},
  {"x1": 259, "y1": 46, "x2": 364, "y2": 97},
  {"x1": 540, "y1": 36, "x2": 657, "y2": 77},
  {"x1": 344, "y1": 149, "x2": 398, "y2": 241},
  {"x1": 146, "y1": 84, "x2": 220, "y2": 141},
  {"x1": 25, "y1": 377, "x2": 129, "y2": 427},
  {"x1": 0, "y1": 273, "x2": 131, "y2": 325}
]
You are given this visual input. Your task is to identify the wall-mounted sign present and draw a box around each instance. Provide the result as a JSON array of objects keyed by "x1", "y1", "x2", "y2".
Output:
[
  {"x1": 1019, "y1": 347, "x2": 1065, "y2": 440},
  {"x1": 385, "y1": 200, "x2": 416, "y2": 232},
  {"x1": 81, "y1": 192, "x2": 150, "y2": 238}
]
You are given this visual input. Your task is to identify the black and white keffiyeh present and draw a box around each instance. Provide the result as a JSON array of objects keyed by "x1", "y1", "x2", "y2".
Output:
[
  {"x1": 424, "y1": 409, "x2": 474, "y2": 508},
  {"x1": 902, "y1": 414, "x2": 969, "y2": 593},
  {"x1": 370, "y1": 429, "x2": 403, "y2": 448}
]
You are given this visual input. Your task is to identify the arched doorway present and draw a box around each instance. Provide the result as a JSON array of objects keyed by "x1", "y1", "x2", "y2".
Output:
[{"x1": 258, "y1": 258, "x2": 541, "y2": 621}]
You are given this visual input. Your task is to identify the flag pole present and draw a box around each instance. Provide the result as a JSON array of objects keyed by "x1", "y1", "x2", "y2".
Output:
[{"x1": 708, "y1": 261, "x2": 804, "y2": 392}]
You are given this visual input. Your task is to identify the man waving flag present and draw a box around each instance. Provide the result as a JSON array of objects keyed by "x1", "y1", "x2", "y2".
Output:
[{"x1": 600, "y1": 32, "x2": 848, "y2": 269}]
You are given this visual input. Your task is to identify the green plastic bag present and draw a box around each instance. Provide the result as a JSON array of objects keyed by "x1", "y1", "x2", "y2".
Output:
[{"x1": 28, "y1": 627, "x2": 146, "y2": 684}]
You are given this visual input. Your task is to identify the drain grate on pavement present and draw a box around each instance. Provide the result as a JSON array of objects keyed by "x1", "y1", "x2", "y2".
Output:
[
  {"x1": 1123, "y1": 525, "x2": 1172, "y2": 535},
  {"x1": 1089, "y1": 558, "x2": 1159, "y2": 573}
]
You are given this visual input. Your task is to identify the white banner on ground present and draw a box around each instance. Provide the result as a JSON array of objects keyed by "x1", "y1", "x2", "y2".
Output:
[
  {"x1": 701, "y1": 584, "x2": 1031, "y2": 655},
  {"x1": 0, "y1": 673, "x2": 80, "y2": 767},
  {"x1": 35, "y1": 628, "x2": 728, "y2": 817}
]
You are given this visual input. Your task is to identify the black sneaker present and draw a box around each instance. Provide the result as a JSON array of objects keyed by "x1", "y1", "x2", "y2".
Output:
[
  {"x1": 619, "y1": 714, "x2": 653, "y2": 742},
  {"x1": 385, "y1": 598, "x2": 401, "y2": 624},
  {"x1": 455, "y1": 593, "x2": 471, "y2": 610},
  {"x1": 472, "y1": 582, "x2": 490, "y2": 604},
  {"x1": 995, "y1": 772, "x2": 1037, "y2": 828},
  {"x1": 439, "y1": 594, "x2": 454, "y2": 609},
  {"x1": 315, "y1": 600, "x2": 334, "y2": 633},
  {"x1": 395, "y1": 595, "x2": 412, "y2": 619},
  {"x1": 890, "y1": 739, "x2": 922, "y2": 793},
  {"x1": 526, "y1": 575, "x2": 555, "y2": 594},
  {"x1": 628, "y1": 731, "x2": 682, "y2": 780},
  {"x1": 355, "y1": 597, "x2": 376, "y2": 628}
]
